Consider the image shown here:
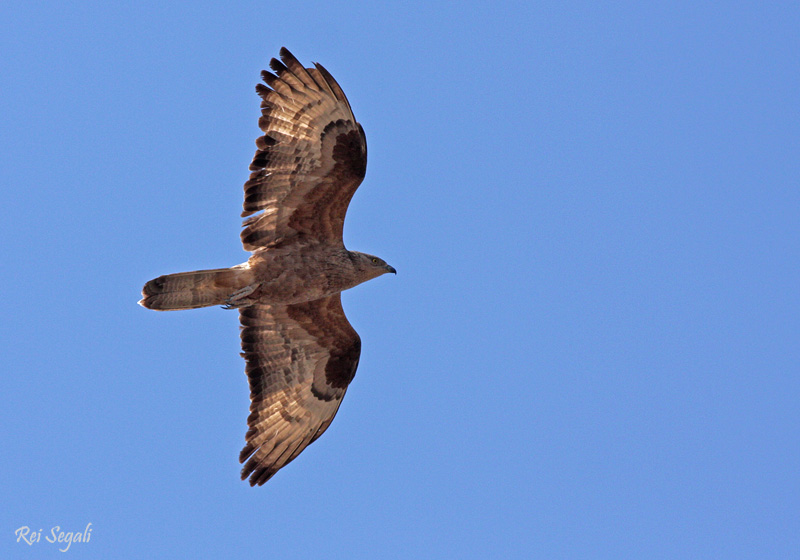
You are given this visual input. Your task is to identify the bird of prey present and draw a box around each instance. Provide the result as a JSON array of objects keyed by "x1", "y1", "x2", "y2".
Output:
[{"x1": 139, "y1": 48, "x2": 395, "y2": 486}]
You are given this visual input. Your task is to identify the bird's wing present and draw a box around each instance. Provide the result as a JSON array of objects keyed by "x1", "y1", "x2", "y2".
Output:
[
  {"x1": 238, "y1": 295, "x2": 361, "y2": 485},
  {"x1": 241, "y1": 47, "x2": 367, "y2": 250}
]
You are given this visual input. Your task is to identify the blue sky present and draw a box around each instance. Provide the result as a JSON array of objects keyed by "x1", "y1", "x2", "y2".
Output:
[{"x1": 2, "y1": 1, "x2": 798, "y2": 558}]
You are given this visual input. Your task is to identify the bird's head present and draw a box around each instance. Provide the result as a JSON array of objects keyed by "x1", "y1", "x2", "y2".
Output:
[{"x1": 352, "y1": 251, "x2": 396, "y2": 280}]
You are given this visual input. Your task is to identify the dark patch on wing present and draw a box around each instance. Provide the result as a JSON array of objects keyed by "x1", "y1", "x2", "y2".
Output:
[
  {"x1": 283, "y1": 123, "x2": 367, "y2": 242},
  {"x1": 286, "y1": 294, "x2": 362, "y2": 394}
]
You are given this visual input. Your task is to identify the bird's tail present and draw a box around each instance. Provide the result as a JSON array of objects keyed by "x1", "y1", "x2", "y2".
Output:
[{"x1": 139, "y1": 266, "x2": 251, "y2": 311}]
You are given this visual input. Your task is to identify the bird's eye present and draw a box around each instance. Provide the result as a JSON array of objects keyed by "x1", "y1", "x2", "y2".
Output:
[{"x1": 371, "y1": 258, "x2": 379, "y2": 264}]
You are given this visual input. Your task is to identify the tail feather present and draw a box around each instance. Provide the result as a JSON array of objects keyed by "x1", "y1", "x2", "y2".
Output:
[{"x1": 139, "y1": 267, "x2": 249, "y2": 311}]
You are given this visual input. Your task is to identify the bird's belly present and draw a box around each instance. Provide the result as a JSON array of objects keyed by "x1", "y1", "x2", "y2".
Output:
[
  {"x1": 245, "y1": 260, "x2": 351, "y2": 305},
  {"x1": 253, "y1": 279, "x2": 336, "y2": 305}
]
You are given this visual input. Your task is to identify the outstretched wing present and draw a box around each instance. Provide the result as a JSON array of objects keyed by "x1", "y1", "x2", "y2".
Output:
[
  {"x1": 238, "y1": 295, "x2": 361, "y2": 485},
  {"x1": 241, "y1": 47, "x2": 368, "y2": 251}
]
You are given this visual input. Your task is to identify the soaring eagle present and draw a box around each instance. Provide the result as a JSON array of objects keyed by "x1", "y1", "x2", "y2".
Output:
[{"x1": 139, "y1": 48, "x2": 395, "y2": 486}]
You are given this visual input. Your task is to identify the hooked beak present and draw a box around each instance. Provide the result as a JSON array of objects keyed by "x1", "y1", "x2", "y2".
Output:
[{"x1": 385, "y1": 265, "x2": 397, "y2": 275}]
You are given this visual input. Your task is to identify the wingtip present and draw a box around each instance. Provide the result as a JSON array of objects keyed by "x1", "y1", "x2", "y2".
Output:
[
  {"x1": 279, "y1": 46, "x2": 293, "y2": 61},
  {"x1": 269, "y1": 57, "x2": 286, "y2": 74},
  {"x1": 241, "y1": 465, "x2": 273, "y2": 487},
  {"x1": 261, "y1": 69, "x2": 279, "y2": 87}
]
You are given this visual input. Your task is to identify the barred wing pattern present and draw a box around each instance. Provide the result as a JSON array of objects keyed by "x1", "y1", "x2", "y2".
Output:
[
  {"x1": 239, "y1": 295, "x2": 361, "y2": 486},
  {"x1": 241, "y1": 47, "x2": 367, "y2": 250}
]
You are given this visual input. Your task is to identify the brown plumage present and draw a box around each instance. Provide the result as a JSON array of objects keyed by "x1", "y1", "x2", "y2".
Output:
[{"x1": 139, "y1": 48, "x2": 395, "y2": 485}]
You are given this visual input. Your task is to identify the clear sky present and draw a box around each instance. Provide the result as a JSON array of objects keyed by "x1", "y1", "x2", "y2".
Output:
[{"x1": 2, "y1": 1, "x2": 798, "y2": 558}]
